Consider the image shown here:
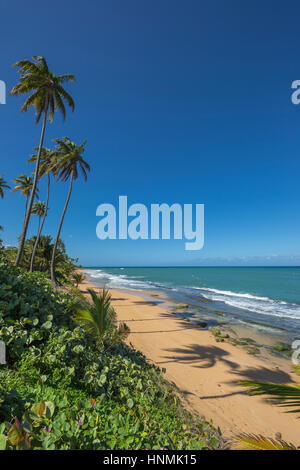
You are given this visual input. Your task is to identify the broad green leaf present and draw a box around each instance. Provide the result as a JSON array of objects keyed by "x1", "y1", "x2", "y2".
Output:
[
  {"x1": 41, "y1": 320, "x2": 52, "y2": 330},
  {"x1": 45, "y1": 401, "x2": 55, "y2": 418},
  {"x1": 8, "y1": 420, "x2": 23, "y2": 446},
  {"x1": 0, "y1": 434, "x2": 7, "y2": 450},
  {"x1": 31, "y1": 401, "x2": 46, "y2": 417},
  {"x1": 127, "y1": 398, "x2": 134, "y2": 409}
]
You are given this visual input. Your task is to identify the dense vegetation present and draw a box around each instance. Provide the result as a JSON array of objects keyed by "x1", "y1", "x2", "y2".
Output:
[
  {"x1": 1, "y1": 235, "x2": 78, "y2": 284},
  {"x1": 0, "y1": 260, "x2": 222, "y2": 450}
]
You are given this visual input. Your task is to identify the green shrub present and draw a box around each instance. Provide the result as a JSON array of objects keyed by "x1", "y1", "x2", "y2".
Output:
[
  {"x1": 273, "y1": 342, "x2": 291, "y2": 353},
  {"x1": 0, "y1": 260, "x2": 222, "y2": 450}
]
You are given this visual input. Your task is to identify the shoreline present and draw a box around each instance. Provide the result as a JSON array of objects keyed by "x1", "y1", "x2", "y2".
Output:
[
  {"x1": 79, "y1": 270, "x2": 300, "y2": 444},
  {"x1": 83, "y1": 268, "x2": 296, "y2": 363},
  {"x1": 82, "y1": 267, "x2": 300, "y2": 341}
]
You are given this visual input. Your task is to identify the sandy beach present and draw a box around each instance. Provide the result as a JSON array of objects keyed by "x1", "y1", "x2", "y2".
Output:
[{"x1": 79, "y1": 274, "x2": 300, "y2": 445}]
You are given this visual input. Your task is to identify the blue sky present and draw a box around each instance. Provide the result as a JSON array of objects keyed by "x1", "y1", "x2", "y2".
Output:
[{"x1": 0, "y1": 0, "x2": 300, "y2": 266}]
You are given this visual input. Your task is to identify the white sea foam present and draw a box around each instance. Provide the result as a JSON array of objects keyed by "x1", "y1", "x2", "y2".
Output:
[
  {"x1": 194, "y1": 286, "x2": 300, "y2": 320},
  {"x1": 198, "y1": 287, "x2": 278, "y2": 302},
  {"x1": 84, "y1": 269, "x2": 153, "y2": 290},
  {"x1": 84, "y1": 269, "x2": 300, "y2": 322}
]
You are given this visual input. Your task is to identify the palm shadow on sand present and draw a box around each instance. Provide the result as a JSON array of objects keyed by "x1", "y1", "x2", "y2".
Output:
[{"x1": 159, "y1": 343, "x2": 293, "y2": 384}]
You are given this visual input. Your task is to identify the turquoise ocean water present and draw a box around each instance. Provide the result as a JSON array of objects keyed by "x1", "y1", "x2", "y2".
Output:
[{"x1": 84, "y1": 267, "x2": 300, "y2": 336}]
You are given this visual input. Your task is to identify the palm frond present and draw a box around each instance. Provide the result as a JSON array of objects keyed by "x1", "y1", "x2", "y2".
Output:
[
  {"x1": 53, "y1": 90, "x2": 66, "y2": 121},
  {"x1": 56, "y1": 74, "x2": 75, "y2": 84},
  {"x1": 0, "y1": 175, "x2": 11, "y2": 198},
  {"x1": 56, "y1": 85, "x2": 75, "y2": 111},
  {"x1": 233, "y1": 433, "x2": 296, "y2": 450},
  {"x1": 73, "y1": 308, "x2": 99, "y2": 337},
  {"x1": 11, "y1": 174, "x2": 38, "y2": 198},
  {"x1": 53, "y1": 137, "x2": 89, "y2": 183},
  {"x1": 31, "y1": 201, "x2": 46, "y2": 216},
  {"x1": 10, "y1": 56, "x2": 75, "y2": 123},
  {"x1": 27, "y1": 147, "x2": 55, "y2": 177}
]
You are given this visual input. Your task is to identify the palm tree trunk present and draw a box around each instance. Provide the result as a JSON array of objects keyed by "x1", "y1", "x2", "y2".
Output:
[
  {"x1": 50, "y1": 170, "x2": 74, "y2": 286},
  {"x1": 15, "y1": 107, "x2": 48, "y2": 267},
  {"x1": 24, "y1": 195, "x2": 28, "y2": 223},
  {"x1": 20, "y1": 194, "x2": 30, "y2": 233},
  {"x1": 30, "y1": 216, "x2": 41, "y2": 272},
  {"x1": 30, "y1": 173, "x2": 50, "y2": 272}
]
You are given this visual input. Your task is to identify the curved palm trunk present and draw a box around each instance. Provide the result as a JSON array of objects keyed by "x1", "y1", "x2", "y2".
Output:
[
  {"x1": 15, "y1": 108, "x2": 48, "y2": 267},
  {"x1": 30, "y1": 173, "x2": 50, "y2": 272},
  {"x1": 51, "y1": 171, "x2": 74, "y2": 287},
  {"x1": 24, "y1": 195, "x2": 29, "y2": 223}
]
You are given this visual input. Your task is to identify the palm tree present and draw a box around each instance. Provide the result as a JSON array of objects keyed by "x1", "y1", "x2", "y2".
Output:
[
  {"x1": 0, "y1": 175, "x2": 11, "y2": 199},
  {"x1": 29, "y1": 201, "x2": 46, "y2": 271},
  {"x1": 73, "y1": 288, "x2": 129, "y2": 346},
  {"x1": 10, "y1": 56, "x2": 75, "y2": 267},
  {"x1": 11, "y1": 174, "x2": 38, "y2": 225},
  {"x1": 27, "y1": 147, "x2": 55, "y2": 272},
  {"x1": 72, "y1": 272, "x2": 86, "y2": 288},
  {"x1": 50, "y1": 137, "x2": 89, "y2": 287}
]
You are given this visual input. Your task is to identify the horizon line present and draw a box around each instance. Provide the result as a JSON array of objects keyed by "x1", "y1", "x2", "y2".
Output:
[{"x1": 82, "y1": 265, "x2": 300, "y2": 269}]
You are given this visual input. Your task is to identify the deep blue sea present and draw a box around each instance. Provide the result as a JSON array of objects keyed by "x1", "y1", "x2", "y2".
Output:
[{"x1": 84, "y1": 267, "x2": 300, "y2": 335}]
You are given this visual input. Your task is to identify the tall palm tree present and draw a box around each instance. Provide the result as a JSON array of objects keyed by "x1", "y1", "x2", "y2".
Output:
[
  {"x1": 27, "y1": 147, "x2": 55, "y2": 272},
  {"x1": 10, "y1": 56, "x2": 75, "y2": 267},
  {"x1": 11, "y1": 174, "x2": 38, "y2": 225},
  {"x1": 0, "y1": 175, "x2": 11, "y2": 199},
  {"x1": 29, "y1": 201, "x2": 46, "y2": 271},
  {"x1": 50, "y1": 137, "x2": 89, "y2": 286}
]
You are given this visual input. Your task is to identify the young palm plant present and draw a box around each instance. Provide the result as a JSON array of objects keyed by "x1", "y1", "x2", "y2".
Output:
[
  {"x1": 30, "y1": 201, "x2": 46, "y2": 271},
  {"x1": 71, "y1": 272, "x2": 86, "y2": 288},
  {"x1": 10, "y1": 56, "x2": 75, "y2": 267},
  {"x1": 11, "y1": 174, "x2": 38, "y2": 226},
  {"x1": 27, "y1": 147, "x2": 55, "y2": 272},
  {"x1": 73, "y1": 288, "x2": 130, "y2": 346},
  {"x1": 0, "y1": 175, "x2": 11, "y2": 199},
  {"x1": 50, "y1": 137, "x2": 90, "y2": 287}
]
